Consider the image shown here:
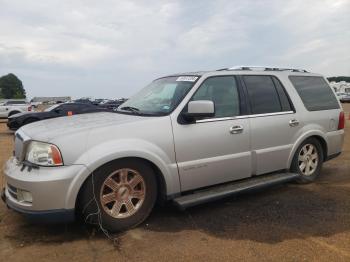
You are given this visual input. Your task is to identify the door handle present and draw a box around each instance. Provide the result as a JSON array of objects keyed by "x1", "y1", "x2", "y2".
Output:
[
  {"x1": 230, "y1": 125, "x2": 243, "y2": 134},
  {"x1": 289, "y1": 119, "x2": 299, "y2": 127}
]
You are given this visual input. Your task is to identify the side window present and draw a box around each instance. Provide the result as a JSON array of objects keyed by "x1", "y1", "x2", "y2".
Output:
[
  {"x1": 272, "y1": 77, "x2": 292, "y2": 112},
  {"x1": 289, "y1": 76, "x2": 339, "y2": 111},
  {"x1": 191, "y1": 76, "x2": 240, "y2": 118},
  {"x1": 243, "y1": 75, "x2": 282, "y2": 114},
  {"x1": 58, "y1": 104, "x2": 75, "y2": 113},
  {"x1": 5, "y1": 101, "x2": 26, "y2": 105}
]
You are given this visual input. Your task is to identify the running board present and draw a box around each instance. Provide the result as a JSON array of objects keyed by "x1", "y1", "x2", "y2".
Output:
[{"x1": 173, "y1": 172, "x2": 300, "y2": 210}]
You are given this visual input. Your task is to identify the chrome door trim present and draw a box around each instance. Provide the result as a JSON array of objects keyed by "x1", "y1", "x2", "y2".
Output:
[{"x1": 196, "y1": 111, "x2": 294, "y2": 123}]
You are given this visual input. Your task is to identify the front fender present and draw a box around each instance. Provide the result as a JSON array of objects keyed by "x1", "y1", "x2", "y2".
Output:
[{"x1": 67, "y1": 138, "x2": 180, "y2": 206}]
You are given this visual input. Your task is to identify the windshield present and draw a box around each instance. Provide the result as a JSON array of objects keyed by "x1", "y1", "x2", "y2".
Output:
[
  {"x1": 44, "y1": 104, "x2": 60, "y2": 112},
  {"x1": 118, "y1": 76, "x2": 198, "y2": 115}
]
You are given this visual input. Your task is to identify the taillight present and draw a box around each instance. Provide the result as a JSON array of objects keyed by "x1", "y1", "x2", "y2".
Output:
[
  {"x1": 28, "y1": 106, "x2": 32, "y2": 111},
  {"x1": 338, "y1": 111, "x2": 345, "y2": 130}
]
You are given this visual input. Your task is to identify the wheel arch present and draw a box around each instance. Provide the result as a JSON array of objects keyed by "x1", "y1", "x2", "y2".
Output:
[
  {"x1": 74, "y1": 156, "x2": 173, "y2": 210},
  {"x1": 288, "y1": 132, "x2": 328, "y2": 168}
]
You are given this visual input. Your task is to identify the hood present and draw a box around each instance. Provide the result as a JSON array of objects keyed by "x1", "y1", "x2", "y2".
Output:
[{"x1": 20, "y1": 112, "x2": 149, "y2": 141}]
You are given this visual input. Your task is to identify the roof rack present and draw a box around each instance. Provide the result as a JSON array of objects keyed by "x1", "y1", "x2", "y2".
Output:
[{"x1": 218, "y1": 66, "x2": 309, "y2": 73}]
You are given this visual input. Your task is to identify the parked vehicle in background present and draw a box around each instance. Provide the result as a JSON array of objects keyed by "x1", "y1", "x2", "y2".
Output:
[
  {"x1": 99, "y1": 99, "x2": 125, "y2": 110},
  {"x1": 0, "y1": 100, "x2": 32, "y2": 118},
  {"x1": 30, "y1": 101, "x2": 41, "y2": 108},
  {"x1": 336, "y1": 92, "x2": 346, "y2": 101},
  {"x1": 74, "y1": 98, "x2": 94, "y2": 104},
  {"x1": 2, "y1": 66, "x2": 344, "y2": 232},
  {"x1": 92, "y1": 99, "x2": 105, "y2": 106},
  {"x1": 7, "y1": 102, "x2": 110, "y2": 130},
  {"x1": 339, "y1": 93, "x2": 350, "y2": 103}
]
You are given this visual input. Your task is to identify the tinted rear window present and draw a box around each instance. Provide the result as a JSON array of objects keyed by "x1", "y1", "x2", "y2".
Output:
[{"x1": 289, "y1": 76, "x2": 339, "y2": 111}]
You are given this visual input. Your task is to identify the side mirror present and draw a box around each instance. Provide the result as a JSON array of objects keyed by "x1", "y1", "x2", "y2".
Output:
[
  {"x1": 183, "y1": 100, "x2": 215, "y2": 121},
  {"x1": 54, "y1": 109, "x2": 62, "y2": 114}
]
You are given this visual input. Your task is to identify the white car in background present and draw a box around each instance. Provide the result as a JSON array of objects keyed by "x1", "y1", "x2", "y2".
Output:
[
  {"x1": 337, "y1": 92, "x2": 350, "y2": 103},
  {"x1": 0, "y1": 100, "x2": 32, "y2": 118}
]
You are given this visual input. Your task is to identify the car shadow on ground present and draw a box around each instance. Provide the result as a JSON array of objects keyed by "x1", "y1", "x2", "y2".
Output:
[{"x1": 147, "y1": 183, "x2": 350, "y2": 243}]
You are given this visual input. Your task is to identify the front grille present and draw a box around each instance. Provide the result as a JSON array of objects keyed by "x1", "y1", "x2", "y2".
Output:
[{"x1": 7, "y1": 184, "x2": 18, "y2": 200}]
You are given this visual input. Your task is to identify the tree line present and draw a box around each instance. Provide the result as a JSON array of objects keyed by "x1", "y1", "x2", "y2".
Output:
[
  {"x1": 0, "y1": 73, "x2": 26, "y2": 99},
  {"x1": 327, "y1": 76, "x2": 350, "y2": 83},
  {"x1": 0, "y1": 72, "x2": 348, "y2": 99}
]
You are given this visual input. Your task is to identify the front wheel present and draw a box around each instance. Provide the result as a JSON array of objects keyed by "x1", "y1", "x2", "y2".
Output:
[
  {"x1": 78, "y1": 159, "x2": 157, "y2": 232},
  {"x1": 291, "y1": 138, "x2": 323, "y2": 184}
]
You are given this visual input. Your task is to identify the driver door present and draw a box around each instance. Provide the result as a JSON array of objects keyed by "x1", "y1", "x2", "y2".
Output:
[{"x1": 171, "y1": 75, "x2": 252, "y2": 191}]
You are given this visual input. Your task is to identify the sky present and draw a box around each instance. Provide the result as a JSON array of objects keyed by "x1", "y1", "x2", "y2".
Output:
[{"x1": 0, "y1": 0, "x2": 349, "y2": 99}]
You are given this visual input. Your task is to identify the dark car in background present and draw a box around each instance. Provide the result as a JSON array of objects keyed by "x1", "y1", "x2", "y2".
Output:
[{"x1": 7, "y1": 103, "x2": 110, "y2": 130}]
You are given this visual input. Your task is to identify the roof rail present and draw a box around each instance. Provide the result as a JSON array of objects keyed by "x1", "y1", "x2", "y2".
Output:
[{"x1": 218, "y1": 66, "x2": 309, "y2": 73}]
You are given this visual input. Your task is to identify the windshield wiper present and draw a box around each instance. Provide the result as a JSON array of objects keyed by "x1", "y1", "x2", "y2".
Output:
[{"x1": 119, "y1": 106, "x2": 140, "y2": 112}]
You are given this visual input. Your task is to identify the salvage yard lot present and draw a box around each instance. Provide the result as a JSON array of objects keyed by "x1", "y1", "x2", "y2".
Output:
[{"x1": 0, "y1": 104, "x2": 350, "y2": 262}]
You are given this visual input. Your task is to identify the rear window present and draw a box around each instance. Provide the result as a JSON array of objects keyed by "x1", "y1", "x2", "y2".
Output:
[{"x1": 289, "y1": 76, "x2": 339, "y2": 111}]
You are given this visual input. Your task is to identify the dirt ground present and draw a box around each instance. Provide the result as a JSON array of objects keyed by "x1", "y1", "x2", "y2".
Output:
[{"x1": 0, "y1": 105, "x2": 350, "y2": 262}]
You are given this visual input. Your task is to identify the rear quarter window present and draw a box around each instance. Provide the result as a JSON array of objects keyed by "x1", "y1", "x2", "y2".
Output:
[{"x1": 289, "y1": 76, "x2": 339, "y2": 111}]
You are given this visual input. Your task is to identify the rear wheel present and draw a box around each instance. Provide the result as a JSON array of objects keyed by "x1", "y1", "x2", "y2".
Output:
[
  {"x1": 291, "y1": 138, "x2": 323, "y2": 183},
  {"x1": 78, "y1": 159, "x2": 157, "y2": 232}
]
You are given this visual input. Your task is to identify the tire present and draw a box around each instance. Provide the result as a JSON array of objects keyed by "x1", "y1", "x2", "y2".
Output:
[
  {"x1": 23, "y1": 118, "x2": 38, "y2": 126},
  {"x1": 78, "y1": 159, "x2": 157, "y2": 232},
  {"x1": 291, "y1": 138, "x2": 324, "y2": 184},
  {"x1": 8, "y1": 111, "x2": 20, "y2": 117}
]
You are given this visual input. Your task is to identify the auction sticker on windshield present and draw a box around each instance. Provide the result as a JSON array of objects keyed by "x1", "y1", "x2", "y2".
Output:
[{"x1": 176, "y1": 76, "x2": 198, "y2": 82}]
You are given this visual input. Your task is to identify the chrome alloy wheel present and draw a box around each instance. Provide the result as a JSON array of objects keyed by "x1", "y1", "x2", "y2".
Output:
[
  {"x1": 99, "y1": 168, "x2": 146, "y2": 219},
  {"x1": 298, "y1": 144, "x2": 319, "y2": 176}
]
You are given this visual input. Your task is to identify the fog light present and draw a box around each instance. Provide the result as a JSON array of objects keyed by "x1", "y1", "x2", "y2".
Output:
[{"x1": 17, "y1": 189, "x2": 33, "y2": 203}]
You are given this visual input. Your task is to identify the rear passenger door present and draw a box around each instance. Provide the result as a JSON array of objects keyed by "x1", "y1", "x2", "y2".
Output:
[{"x1": 241, "y1": 75, "x2": 301, "y2": 175}]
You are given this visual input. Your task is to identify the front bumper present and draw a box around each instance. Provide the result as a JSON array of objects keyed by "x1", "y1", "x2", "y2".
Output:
[
  {"x1": 3, "y1": 157, "x2": 88, "y2": 222},
  {"x1": 1, "y1": 188, "x2": 75, "y2": 223}
]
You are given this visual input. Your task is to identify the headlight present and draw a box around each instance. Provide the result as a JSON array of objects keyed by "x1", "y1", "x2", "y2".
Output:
[{"x1": 25, "y1": 141, "x2": 63, "y2": 166}]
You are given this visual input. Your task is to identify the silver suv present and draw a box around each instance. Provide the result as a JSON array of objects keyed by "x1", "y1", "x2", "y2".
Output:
[{"x1": 2, "y1": 66, "x2": 345, "y2": 231}]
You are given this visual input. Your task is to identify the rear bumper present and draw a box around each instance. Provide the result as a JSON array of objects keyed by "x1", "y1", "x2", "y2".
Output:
[
  {"x1": 7, "y1": 119, "x2": 19, "y2": 130},
  {"x1": 1, "y1": 187, "x2": 75, "y2": 223},
  {"x1": 326, "y1": 129, "x2": 345, "y2": 157}
]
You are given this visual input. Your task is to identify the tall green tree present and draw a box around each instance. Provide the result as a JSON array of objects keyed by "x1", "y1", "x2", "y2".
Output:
[{"x1": 0, "y1": 73, "x2": 26, "y2": 99}]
